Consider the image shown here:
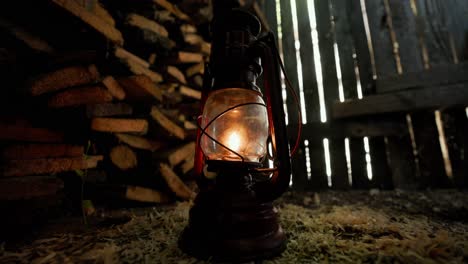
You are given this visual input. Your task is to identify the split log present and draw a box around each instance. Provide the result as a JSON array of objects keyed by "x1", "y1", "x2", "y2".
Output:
[
  {"x1": 153, "y1": 0, "x2": 190, "y2": 21},
  {"x1": 48, "y1": 86, "x2": 113, "y2": 108},
  {"x1": 148, "y1": 53, "x2": 157, "y2": 65},
  {"x1": 180, "y1": 24, "x2": 197, "y2": 34},
  {"x1": 179, "y1": 85, "x2": 201, "y2": 100},
  {"x1": 0, "y1": 18, "x2": 54, "y2": 53},
  {"x1": 1, "y1": 144, "x2": 83, "y2": 159},
  {"x1": 115, "y1": 133, "x2": 163, "y2": 151},
  {"x1": 167, "y1": 66, "x2": 187, "y2": 84},
  {"x1": 168, "y1": 142, "x2": 195, "y2": 167},
  {"x1": 2, "y1": 156, "x2": 103, "y2": 177},
  {"x1": 159, "y1": 163, "x2": 195, "y2": 200},
  {"x1": 191, "y1": 75, "x2": 203, "y2": 88},
  {"x1": 0, "y1": 176, "x2": 64, "y2": 200},
  {"x1": 154, "y1": 10, "x2": 176, "y2": 23},
  {"x1": 92, "y1": 2, "x2": 116, "y2": 26},
  {"x1": 181, "y1": 155, "x2": 194, "y2": 174},
  {"x1": 184, "y1": 120, "x2": 197, "y2": 130},
  {"x1": 86, "y1": 103, "x2": 133, "y2": 117},
  {"x1": 125, "y1": 186, "x2": 170, "y2": 203},
  {"x1": 127, "y1": 13, "x2": 169, "y2": 37},
  {"x1": 183, "y1": 33, "x2": 204, "y2": 46},
  {"x1": 30, "y1": 65, "x2": 100, "y2": 96},
  {"x1": 150, "y1": 106, "x2": 185, "y2": 140},
  {"x1": 200, "y1": 42, "x2": 211, "y2": 55},
  {"x1": 128, "y1": 62, "x2": 163, "y2": 83},
  {"x1": 0, "y1": 123, "x2": 64, "y2": 143},
  {"x1": 91, "y1": 118, "x2": 148, "y2": 134},
  {"x1": 118, "y1": 75, "x2": 163, "y2": 101},
  {"x1": 110, "y1": 145, "x2": 137, "y2": 170},
  {"x1": 114, "y1": 47, "x2": 150, "y2": 69},
  {"x1": 172, "y1": 51, "x2": 203, "y2": 64},
  {"x1": 102, "y1": 76, "x2": 126, "y2": 100},
  {"x1": 51, "y1": 0, "x2": 124, "y2": 45},
  {"x1": 186, "y1": 62, "x2": 204, "y2": 77}
]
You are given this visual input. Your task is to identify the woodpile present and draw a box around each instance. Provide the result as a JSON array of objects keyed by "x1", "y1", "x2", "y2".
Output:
[{"x1": 0, "y1": 0, "x2": 212, "y2": 206}]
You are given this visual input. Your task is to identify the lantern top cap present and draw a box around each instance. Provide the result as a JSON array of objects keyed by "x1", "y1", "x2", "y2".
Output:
[{"x1": 212, "y1": 8, "x2": 261, "y2": 37}]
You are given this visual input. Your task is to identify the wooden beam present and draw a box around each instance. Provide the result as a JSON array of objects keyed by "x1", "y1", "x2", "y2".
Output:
[
  {"x1": 377, "y1": 63, "x2": 468, "y2": 93},
  {"x1": 333, "y1": 83, "x2": 468, "y2": 118},
  {"x1": 291, "y1": 118, "x2": 407, "y2": 140}
]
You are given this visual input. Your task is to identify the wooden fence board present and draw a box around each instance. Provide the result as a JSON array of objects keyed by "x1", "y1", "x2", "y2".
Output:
[
  {"x1": 333, "y1": 83, "x2": 468, "y2": 118},
  {"x1": 415, "y1": 0, "x2": 468, "y2": 189},
  {"x1": 387, "y1": 0, "x2": 447, "y2": 189},
  {"x1": 296, "y1": 0, "x2": 320, "y2": 123},
  {"x1": 377, "y1": 62, "x2": 468, "y2": 93},
  {"x1": 278, "y1": 0, "x2": 308, "y2": 189},
  {"x1": 331, "y1": 0, "x2": 367, "y2": 189},
  {"x1": 364, "y1": 0, "x2": 405, "y2": 190},
  {"x1": 315, "y1": 0, "x2": 348, "y2": 189},
  {"x1": 279, "y1": 0, "x2": 300, "y2": 126}
]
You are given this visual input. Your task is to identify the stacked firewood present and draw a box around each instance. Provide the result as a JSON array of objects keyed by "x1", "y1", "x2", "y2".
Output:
[{"x1": 0, "y1": 0, "x2": 213, "y2": 206}]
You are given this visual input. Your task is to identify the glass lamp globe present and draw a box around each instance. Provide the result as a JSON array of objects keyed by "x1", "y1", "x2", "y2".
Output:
[{"x1": 200, "y1": 88, "x2": 269, "y2": 163}]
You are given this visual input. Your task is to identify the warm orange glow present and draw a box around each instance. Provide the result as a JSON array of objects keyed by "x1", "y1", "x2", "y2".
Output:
[{"x1": 225, "y1": 130, "x2": 243, "y2": 153}]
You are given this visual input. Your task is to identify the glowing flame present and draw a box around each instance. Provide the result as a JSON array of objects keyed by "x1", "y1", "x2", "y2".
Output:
[{"x1": 226, "y1": 130, "x2": 242, "y2": 152}]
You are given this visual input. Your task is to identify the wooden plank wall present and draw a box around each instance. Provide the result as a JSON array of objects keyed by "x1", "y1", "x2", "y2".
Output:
[{"x1": 261, "y1": 0, "x2": 467, "y2": 190}]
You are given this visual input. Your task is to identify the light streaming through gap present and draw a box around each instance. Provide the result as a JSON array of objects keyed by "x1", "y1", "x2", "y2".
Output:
[
  {"x1": 363, "y1": 137, "x2": 373, "y2": 180},
  {"x1": 304, "y1": 140, "x2": 312, "y2": 180},
  {"x1": 290, "y1": 0, "x2": 308, "y2": 124},
  {"x1": 307, "y1": 0, "x2": 327, "y2": 123},
  {"x1": 344, "y1": 138, "x2": 352, "y2": 185},
  {"x1": 275, "y1": 0, "x2": 289, "y2": 125},
  {"x1": 435, "y1": 110, "x2": 453, "y2": 178},
  {"x1": 323, "y1": 138, "x2": 332, "y2": 186}
]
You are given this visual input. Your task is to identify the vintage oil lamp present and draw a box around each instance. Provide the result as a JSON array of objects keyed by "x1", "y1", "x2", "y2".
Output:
[{"x1": 179, "y1": 4, "x2": 296, "y2": 262}]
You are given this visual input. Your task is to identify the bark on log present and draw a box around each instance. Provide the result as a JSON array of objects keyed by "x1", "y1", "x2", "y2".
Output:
[
  {"x1": 0, "y1": 123, "x2": 64, "y2": 143},
  {"x1": 48, "y1": 86, "x2": 113, "y2": 108},
  {"x1": 30, "y1": 65, "x2": 100, "y2": 96},
  {"x1": 125, "y1": 186, "x2": 170, "y2": 203},
  {"x1": 2, "y1": 156, "x2": 103, "y2": 177},
  {"x1": 51, "y1": 0, "x2": 124, "y2": 45},
  {"x1": 127, "y1": 13, "x2": 169, "y2": 37},
  {"x1": 167, "y1": 65, "x2": 187, "y2": 84},
  {"x1": 0, "y1": 176, "x2": 64, "y2": 200},
  {"x1": 150, "y1": 106, "x2": 185, "y2": 139},
  {"x1": 159, "y1": 163, "x2": 195, "y2": 200},
  {"x1": 115, "y1": 133, "x2": 163, "y2": 151},
  {"x1": 118, "y1": 75, "x2": 163, "y2": 101},
  {"x1": 86, "y1": 103, "x2": 133, "y2": 117},
  {"x1": 186, "y1": 62, "x2": 204, "y2": 77},
  {"x1": 91, "y1": 118, "x2": 148, "y2": 134},
  {"x1": 153, "y1": 0, "x2": 190, "y2": 21},
  {"x1": 102, "y1": 76, "x2": 126, "y2": 100},
  {"x1": 1, "y1": 144, "x2": 83, "y2": 159},
  {"x1": 168, "y1": 142, "x2": 195, "y2": 166}
]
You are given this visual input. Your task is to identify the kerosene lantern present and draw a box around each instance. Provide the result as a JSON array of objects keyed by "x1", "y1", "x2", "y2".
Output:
[{"x1": 179, "y1": 4, "x2": 295, "y2": 262}]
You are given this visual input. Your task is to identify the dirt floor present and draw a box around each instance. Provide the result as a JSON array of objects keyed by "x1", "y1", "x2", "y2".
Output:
[{"x1": 1, "y1": 190, "x2": 468, "y2": 263}]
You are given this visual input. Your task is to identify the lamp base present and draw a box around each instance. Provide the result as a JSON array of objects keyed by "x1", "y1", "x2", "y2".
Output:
[{"x1": 179, "y1": 189, "x2": 286, "y2": 262}]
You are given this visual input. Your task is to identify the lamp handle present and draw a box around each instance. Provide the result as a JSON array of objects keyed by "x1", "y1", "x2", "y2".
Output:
[{"x1": 251, "y1": 34, "x2": 292, "y2": 202}]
